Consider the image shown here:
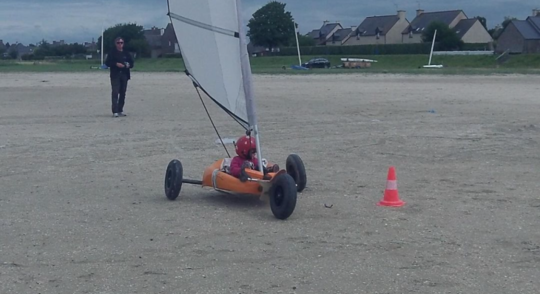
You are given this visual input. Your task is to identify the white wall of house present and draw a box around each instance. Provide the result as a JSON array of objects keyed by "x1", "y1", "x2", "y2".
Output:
[
  {"x1": 386, "y1": 16, "x2": 410, "y2": 44},
  {"x1": 327, "y1": 39, "x2": 347, "y2": 46},
  {"x1": 344, "y1": 35, "x2": 386, "y2": 45},
  {"x1": 401, "y1": 32, "x2": 423, "y2": 43},
  {"x1": 461, "y1": 21, "x2": 493, "y2": 43}
]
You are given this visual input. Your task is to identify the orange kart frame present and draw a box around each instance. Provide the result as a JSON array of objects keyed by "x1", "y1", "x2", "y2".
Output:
[
  {"x1": 164, "y1": 154, "x2": 307, "y2": 220},
  {"x1": 201, "y1": 158, "x2": 283, "y2": 197}
]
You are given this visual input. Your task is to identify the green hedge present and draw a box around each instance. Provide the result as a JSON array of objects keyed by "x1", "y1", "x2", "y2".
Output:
[
  {"x1": 275, "y1": 42, "x2": 492, "y2": 56},
  {"x1": 162, "y1": 53, "x2": 183, "y2": 58}
]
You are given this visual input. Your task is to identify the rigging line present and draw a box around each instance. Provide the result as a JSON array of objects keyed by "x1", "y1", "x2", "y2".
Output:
[
  {"x1": 185, "y1": 71, "x2": 248, "y2": 131},
  {"x1": 194, "y1": 85, "x2": 231, "y2": 158},
  {"x1": 228, "y1": 109, "x2": 249, "y2": 131}
]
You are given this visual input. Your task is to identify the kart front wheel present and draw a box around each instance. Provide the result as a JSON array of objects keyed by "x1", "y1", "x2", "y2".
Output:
[
  {"x1": 269, "y1": 174, "x2": 297, "y2": 220},
  {"x1": 164, "y1": 159, "x2": 183, "y2": 200},
  {"x1": 286, "y1": 154, "x2": 307, "y2": 192}
]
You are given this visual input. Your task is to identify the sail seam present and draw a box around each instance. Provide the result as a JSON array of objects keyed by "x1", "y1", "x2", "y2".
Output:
[{"x1": 169, "y1": 12, "x2": 240, "y2": 38}]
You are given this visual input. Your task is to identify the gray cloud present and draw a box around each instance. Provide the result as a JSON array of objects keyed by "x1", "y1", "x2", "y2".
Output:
[
  {"x1": 0, "y1": 0, "x2": 538, "y2": 44},
  {"x1": 0, "y1": 0, "x2": 169, "y2": 44}
]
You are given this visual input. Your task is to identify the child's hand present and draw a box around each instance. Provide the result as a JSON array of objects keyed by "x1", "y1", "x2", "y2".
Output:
[{"x1": 239, "y1": 168, "x2": 249, "y2": 182}]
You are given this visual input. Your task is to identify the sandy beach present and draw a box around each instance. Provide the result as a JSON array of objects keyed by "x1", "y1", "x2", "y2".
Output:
[{"x1": 1, "y1": 71, "x2": 539, "y2": 293}]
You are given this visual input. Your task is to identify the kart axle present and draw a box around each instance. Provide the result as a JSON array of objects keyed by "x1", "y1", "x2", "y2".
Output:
[{"x1": 182, "y1": 178, "x2": 202, "y2": 185}]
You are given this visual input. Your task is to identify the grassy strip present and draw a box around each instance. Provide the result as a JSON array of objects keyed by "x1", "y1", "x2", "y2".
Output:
[{"x1": 1, "y1": 54, "x2": 540, "y2": 75}]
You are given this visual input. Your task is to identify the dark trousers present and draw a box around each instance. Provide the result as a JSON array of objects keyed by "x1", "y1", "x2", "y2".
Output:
[{"x1": 111, "y1": 73, "x2": 129, "y2": 114}]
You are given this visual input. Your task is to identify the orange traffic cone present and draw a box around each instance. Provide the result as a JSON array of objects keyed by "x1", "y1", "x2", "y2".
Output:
[{"x1": 377, "y1": 166, "x2": 405, "y2": 207}]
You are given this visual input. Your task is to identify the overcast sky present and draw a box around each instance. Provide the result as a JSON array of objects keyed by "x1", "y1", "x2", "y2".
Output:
[{"x1": 0, "y1": 0, "x2": 537, "y2": 45}]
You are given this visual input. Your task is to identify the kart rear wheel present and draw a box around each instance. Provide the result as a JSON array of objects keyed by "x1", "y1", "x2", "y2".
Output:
[
  {"x1": 269, "y1": 174, "x2": 297, "y2": 220},
  {"x1": 164, "y1": 159, "x2": 183, "y2": 200},
  {"x1": 286, "y1": 154, "x2": 307, "y2": 192}
]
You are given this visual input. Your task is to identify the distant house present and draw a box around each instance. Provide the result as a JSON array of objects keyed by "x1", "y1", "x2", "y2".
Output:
[
  {"x1": 327, "y1": 27, "x2": 355, "y2": 46},
  {"x1": 52, "y1": 40, "x2": 65, "y2": 47},
  {"x1": 307, "y1": 21, "x2": 343, "y2": 45},
  {"x1": 0, "y1": 40, "x2": 6, "y2": 58},
  {"x1": 401, "y1": 9, "x2": 492, "y2": 44},
  {"x1": 84, "y1": 39, "x2": 98, "y2": 52},
  {"x1": 161, "y1": 23, "x2": 180, "y2": 55},
  {"x1": 143, "y1": 23, "x2": 180, "y2": 58},
  {"x1": 496, "y1": 10, "x2": 540, "y2": 54},
  {"x1": 343, "y1": 10, "x2": 410, "y2": 46},
  {"x1": 402, "y1": 9, "x2": 466, "y2": 43},
  {"x1": 144, "y1": 26, "x2": 164, "y2": 58},
  {"x1": 8, "y1": 43, "x2": 34, "y2": 59},
  {"x1": 453, "y1": 18, "x2": 493, "y2": 44},
  {"x1": 247, "y1": 42, "x2": 280, "y2": 56},
  {"x1": 247, "y1": 42, "x2": 266, "y2": 56}
]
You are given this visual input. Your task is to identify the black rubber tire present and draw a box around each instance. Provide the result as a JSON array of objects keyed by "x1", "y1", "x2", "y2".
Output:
[
  {"x1": 286, "y1": 154, "x2": 307, "y2": 192},
  {"x1": 164, "y1": 159, "x2": 183, "y2": 201},
  {"x1": 269, "y1": 174, "x2": 297, "y2": 220}
]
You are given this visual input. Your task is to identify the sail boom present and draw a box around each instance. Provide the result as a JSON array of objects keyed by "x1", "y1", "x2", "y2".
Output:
[{"x1": 185, "y1": 73, "x2": 249, "y2": 129}]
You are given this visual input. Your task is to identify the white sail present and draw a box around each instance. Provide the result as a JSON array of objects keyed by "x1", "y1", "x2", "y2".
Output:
[{"x1": 167, "y1": 0, "x2": 249, "y2": 126}]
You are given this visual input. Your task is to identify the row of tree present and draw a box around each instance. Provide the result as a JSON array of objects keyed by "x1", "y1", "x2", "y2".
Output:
[
  {"x1": 97, "y1": 23, "x2": 150, "y2": 57},
  {"x1": 33, "y1": 42, "x2": 88, "y2": 58},
  {"x1": 1, "y1": 23, "x2": 151, "y2": 60}
]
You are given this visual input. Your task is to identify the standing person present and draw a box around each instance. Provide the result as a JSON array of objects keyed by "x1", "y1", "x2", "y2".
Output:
[{"x1": 105, "y1": 37, "x2": 134, "y2": 117}]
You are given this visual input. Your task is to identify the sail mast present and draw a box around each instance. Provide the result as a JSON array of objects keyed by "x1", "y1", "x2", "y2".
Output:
[
  {"x1": 428, "y1": 29, "x2": 437, "y2": 66},
  {"x1": 294, "y1": 21, "x2": 302, "y2": 66},
  {"x1": 101, "y1": 25, "x2": 104, "y2": 67},
  {"x1": 235, "y1": 0, "x2": 264, "y2": 173}
]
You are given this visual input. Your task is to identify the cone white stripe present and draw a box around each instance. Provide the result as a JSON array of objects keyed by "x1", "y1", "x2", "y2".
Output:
[{"x1": 386, "y1": 180, "x2": 397, "y2": 190}]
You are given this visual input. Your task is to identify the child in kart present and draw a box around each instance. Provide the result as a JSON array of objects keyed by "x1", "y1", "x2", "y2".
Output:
[{"x1": 229, "y1": 134, "x2": 279, "y2": 182}]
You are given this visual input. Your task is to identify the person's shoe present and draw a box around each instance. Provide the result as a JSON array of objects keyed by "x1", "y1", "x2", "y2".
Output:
[
  {"x1": 119, "y1": 112, "x2": 127, "y2": 117},
  {"x1": 113, "y1": 113, "x2": 119, "y2": 117}
]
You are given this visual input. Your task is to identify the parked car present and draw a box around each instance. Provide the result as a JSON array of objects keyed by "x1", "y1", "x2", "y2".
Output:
[{"x1": 302, "y1": 57, "x2": 331, "y2": 69}]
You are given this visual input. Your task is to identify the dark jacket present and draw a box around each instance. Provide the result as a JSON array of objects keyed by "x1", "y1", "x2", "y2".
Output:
[{"x1": 105, "y1": 49, "x2": 134, "y2": 79}]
